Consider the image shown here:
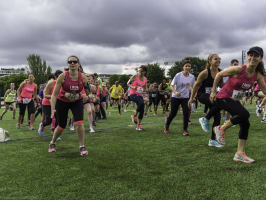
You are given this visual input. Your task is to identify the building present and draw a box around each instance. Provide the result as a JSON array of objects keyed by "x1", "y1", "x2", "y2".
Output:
[
  {"x1": 0, "y1": 67, "x2": 29, "y2": 77},
  {"x1": 98, "y1": 74, "x2": 112, "y2": 83}
]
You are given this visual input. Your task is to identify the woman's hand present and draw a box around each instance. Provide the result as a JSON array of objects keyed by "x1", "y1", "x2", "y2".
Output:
[{"x1": 210, "y1": 90, "x2": 217, "y2": 103}]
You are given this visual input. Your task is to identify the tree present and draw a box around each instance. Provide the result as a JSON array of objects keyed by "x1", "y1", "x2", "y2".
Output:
[
  {"x1": 168, "y1": 57, "x2": 207, "y2": 79},
  {"x1": 27, "y1": 54, "x2": 52, "y2": 85},
  {"x1": 118, "y1": 74, "x2": 131, "y2": 90},
  {"x1": 108, "y1": 74, "x2": 120, "y2": 86},
  {"x1": 146, "y1": 63, "x2": 165, "y2": 84}
]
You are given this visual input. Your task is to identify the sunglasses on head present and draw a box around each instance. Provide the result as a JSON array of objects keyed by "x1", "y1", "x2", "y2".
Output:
[{"x1": 68, "y1": 60, "x2": 78, "y2": 64}]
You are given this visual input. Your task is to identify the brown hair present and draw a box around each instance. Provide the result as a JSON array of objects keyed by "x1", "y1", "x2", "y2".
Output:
[
  {"x1": 205, "y1": 53, "x2": 218, "y2": 69},
  {"x1": 256, "y1": 61, "x2": 265, "y2": 75}
]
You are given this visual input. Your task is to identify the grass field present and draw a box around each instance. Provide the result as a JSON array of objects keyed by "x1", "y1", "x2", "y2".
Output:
[{"x1": 0, "y1": 104, "x2": 266, "y2": 200}]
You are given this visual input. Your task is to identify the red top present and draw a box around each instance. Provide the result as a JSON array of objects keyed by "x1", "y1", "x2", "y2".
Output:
[
  {"x1": 58, "y1": 71, "x2": 84, "y2": 102},
  {"x1": 42, "y1": 80, "x2": 55, "y2": 106},
  {"x1": 217, "y1": 65, "x2": 257, "y2": 99}
]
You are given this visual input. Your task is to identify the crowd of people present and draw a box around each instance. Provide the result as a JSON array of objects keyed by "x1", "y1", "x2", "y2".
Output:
[{"x1": 1, "y1": 47, "x2": 266, "y2": 163}]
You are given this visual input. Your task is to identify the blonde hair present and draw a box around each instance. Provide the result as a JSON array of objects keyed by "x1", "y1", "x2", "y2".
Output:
[{"x1": 205, "y1": 53, "x2": 218, "y2": 69}]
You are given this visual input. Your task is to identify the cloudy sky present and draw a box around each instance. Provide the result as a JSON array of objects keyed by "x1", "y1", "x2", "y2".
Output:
[{"x1": 1, "y1": 0, "x2": 266, "y2": 74}]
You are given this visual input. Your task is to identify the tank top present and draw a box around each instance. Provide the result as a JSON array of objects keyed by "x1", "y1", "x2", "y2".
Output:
[
  {"x1": 20, "y1": 81, "x2": 36, "y2": 103},
  {"x1": 254, "y1": 77, "x2": 266, "y2": 91},
  {"x1": 198, "y1": 68, "x2": 221, "y2": 95},
  {"x1": 217, "y1": 65, "x2": 257, "y2": 100},
  {"x1": 129, "y1": 75, "x2": 147, "y2": 97},
  {"x1": 58, "y1": 71, "x2": 84, "y2": 102},
  {"x1": 5, "y1": 90, "x2": 16, "y2": 103},
  {"x1": 42, "y1": 80, "x2": 55, "y2": 106}
]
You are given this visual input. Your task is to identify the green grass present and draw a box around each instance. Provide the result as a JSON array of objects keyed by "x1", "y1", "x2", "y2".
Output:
[{"x1": 0, "y1": 104, "x2": 266, "y2": 200}]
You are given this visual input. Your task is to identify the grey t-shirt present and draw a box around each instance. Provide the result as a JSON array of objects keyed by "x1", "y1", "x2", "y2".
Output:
[{"x1": 171, "y1": 72, "x2": 195, "y2": 98}]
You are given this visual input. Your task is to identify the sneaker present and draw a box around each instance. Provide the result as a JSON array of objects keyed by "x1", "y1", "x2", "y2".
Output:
[
  {"x1": 29, "y1": 125, "x2": 35, "y2": 130},
  {"x1": 89, "y1": 127, "x2": 95, "y2": 133},
  {"x1": 38, "y1": 122, "x2": 44, "y2": 136},
  {"x1": 80, "y1": 146, "x2": 88, "y2": 156},
  {"x1": 0, "y1": 116, "x2": 2, "y2": 120},
  {"x1": 208, "y1": 139, "x2": 224, "y2": 148},
  {"x1": 136, "y1": 124, "x2": 143, "y2": 131},
  {"x1": 131, "y1": 114, "x2": 137, "y2": 124},
  {"x1": 92, "y1": 120, "x2": 97, "y2": 126},
  {"x1": 70, "y1": 124, "x2": 75, "y2": 131},
  {"x1": 183, "y1": 131, "x2": 190, "y2": 136},
  {"x1": 261, "y1": 119, "x2": 266, "y2": 123},
  {"x1": 16, "y1": 123, "x2": 20, "y2": 129},
  {"x1": 256, "y1": 105, "x2": 262, "y2": 117},
  {"x1": 56, "y1": 137, "x2": 62, "y2": 141},
  {"x1": 164, "y1": 127, "x2": 169, "y2": 134},
  {"x1": 188, "y1": 121, "x2": 192, "y2": 125},
  {"x1": 48, "y1": 143, "x2": 56, "y2": 153},
  {"x1": 213, "y1": 126, "x2": 226, "y2": 145},
  {"x1": 199, "y1": 117, "x2": 209, "y2": 132},
  {"x1": 233, "y1": 152, "x2": 255, "y2": 163}
]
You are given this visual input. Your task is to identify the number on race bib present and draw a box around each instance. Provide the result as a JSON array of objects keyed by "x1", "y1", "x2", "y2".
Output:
[
  {"x1": 22, "y1": 98, "x2": 31, "y2": 104},
  {"x1": 231, "y1": 90, "x2": 245, "y2": 100},
  {"x1": 137, "y1": 87, "x2": 143, "y2": 94},
  {"x1": 205, "y1": 87, "x2": 212, "y2": 94}
]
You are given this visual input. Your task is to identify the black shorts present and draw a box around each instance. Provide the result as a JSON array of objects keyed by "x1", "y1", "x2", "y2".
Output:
[
  {"x1": 56, "y1": 99, "x2": 84, "y2": 129},
  {"x1": 5, "y1": 102, "x2": 15, "y2": 106},
  {"x1": 19, "y1": 100, "x2": 35, "y2": 115}
]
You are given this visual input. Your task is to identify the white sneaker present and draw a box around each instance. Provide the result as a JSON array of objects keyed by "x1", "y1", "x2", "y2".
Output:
[
  {"x1": 89, "y1": 127, "x2": 95, "y2": 133},
  {"x1": 70, "y1": 125, "x2": 75, "y2": 131},
  {"x1": 233, "y1": 152, "x2": 255, "y2": 163},
  {"x1": 208, "y1": 139, "x2": 224, "y2": 148}
]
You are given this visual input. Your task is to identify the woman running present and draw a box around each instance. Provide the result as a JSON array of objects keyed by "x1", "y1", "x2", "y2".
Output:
[
  {"x1": 0, "y1": 83, "x2": 17, "y2": 120},
  {"x1": 188, "y1": 53, "x2": 223, "y2": 147},
  {"x1": 164, "y1": 59, "x2": 195, "y2": 135},
  {"x1": 128, "y1": 65, "x2": 148, "y2": 131},
  {"x1": 210, "y1": 46, "x2": 266, "y2": 163},
  {"x1": 17, "y1": 74, "x2": 38, "y2": 130},
  {"x1": 49, "y1": 56, "x2": 89, "y2": 156},
  {"x1": 38, "y1": 70, "x2": 63, "y2": 136}
]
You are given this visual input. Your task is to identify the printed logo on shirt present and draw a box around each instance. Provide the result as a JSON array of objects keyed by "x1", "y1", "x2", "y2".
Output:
[
  {"x1": 70, "y1": 86, "x2": 79, "y2": 91},
  {"x1": 185, "y1": 83, "x2": 190, "y2": 87},
  {"x1": 241, "y1": 83, "x2": 251, "y2": 90}
]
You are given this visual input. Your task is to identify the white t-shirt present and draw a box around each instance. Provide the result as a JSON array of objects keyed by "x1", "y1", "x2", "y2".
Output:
[{"x1": 171, "y1": 72, "x2": 195, "y2": 98}]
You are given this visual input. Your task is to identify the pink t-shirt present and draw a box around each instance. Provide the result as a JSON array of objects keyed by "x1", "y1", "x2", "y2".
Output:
[
  {"x1": 129, "y1": 75, "x2": 147, "y2": 97},
  {"x1": 217, "y1": 65, "x2": 257, "y2": 99}
]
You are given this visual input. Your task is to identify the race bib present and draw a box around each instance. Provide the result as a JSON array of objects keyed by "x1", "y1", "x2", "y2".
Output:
[
  {"x1": 205, "y1": 87, "x2": 212, "y2": 94},
  {"x1": 231, "y1": 90, "x2": 245, "y2": 100},
  {"x1": 152, "y1": 94, "x2": 157, "y2": 98},
  {"x1": 137, "y1": 87, "x2": 143, "y2": 94},
  {"x1": 114, "y1": 90, "x2": 118, "y2": 94},
  {"x1": 65, "y1": 92, "x2": 79, "y2": 102},
  {"x1": 22, "y1": 98, "x2": 31, "y2": 104},
  {"x1": 164, "y1": 95, "x2": 168, "y2": 99}
]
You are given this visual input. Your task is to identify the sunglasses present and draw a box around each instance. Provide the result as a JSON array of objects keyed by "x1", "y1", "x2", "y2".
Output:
[{"x1": 68, "y1": 60, "x2": 78, "y2": 64}]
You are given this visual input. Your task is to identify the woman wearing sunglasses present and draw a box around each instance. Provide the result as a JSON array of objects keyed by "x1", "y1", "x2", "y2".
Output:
[{"x1": 48, "y1": 56, "x2": 89, "y2": 156}]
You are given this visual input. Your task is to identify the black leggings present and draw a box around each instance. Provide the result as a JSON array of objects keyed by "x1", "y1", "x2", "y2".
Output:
[
  {"x1": 165, "y1": 98, "x2": 189, "y2": 132},
  {"x1": 55, "y1": 99, "x2": 84, "y2": 129},
  {"x1": 130, "y1": 94, "x2": 145, "y2": 120},
  {"x1": 198, "y1": 93, "x2": 221, "y2": 140},
  {"x1": 216, "y1": 98, "x2": 250, "y2": 140}
]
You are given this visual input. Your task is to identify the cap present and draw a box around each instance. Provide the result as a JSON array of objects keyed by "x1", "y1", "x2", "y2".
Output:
[{"x1": 247, "y1": 46, "x2": 263, "y2": 58}]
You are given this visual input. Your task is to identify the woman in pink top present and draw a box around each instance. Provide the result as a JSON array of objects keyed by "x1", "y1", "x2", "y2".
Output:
[
  {"x1": 210, "y1": 46, "x2": 266, "y2": 163},
  {"x1": 17, "y1": 74, "x2": 38, "y2": 130},
  {"x1": 49, "y1": 56, "x2": 90, "y2": 156},
  {"x1": 127, "y1": 65, "x2": 147, "y2": 131}
]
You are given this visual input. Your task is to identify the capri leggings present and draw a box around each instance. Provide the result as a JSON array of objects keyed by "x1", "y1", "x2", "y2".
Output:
[{"x1": 130, "y1": 94, "x2": 145, "y2": 120}]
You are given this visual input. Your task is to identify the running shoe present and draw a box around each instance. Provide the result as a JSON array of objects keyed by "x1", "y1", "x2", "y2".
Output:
[
  {"x1": 0, "y1": 116, "x2": 2, "y2": 120},
  {"x1": 89, "y1": 127, "x2": 95, "y2": 133},
  {"x1": 213, "y1": 126, "x2": 226, "y2": 145},
  {"x1": 131, "y1": 114, "x2": 137, "y2": 124},
  {"x1": 261, "y1": 118, "x2": 266, "y2": 123},
  {"x1": 70, "y1": 124, "x2": 75, "y2": 131},
  {"x1": 183, "y1": 131, "x2": 190, "y2": 136},
  {"x1": 92, "y1": 121, "x2": 97, "y2": 126},
  {"x1": 256, "y1": 105, "x2": 262, "y2": 117},
  {"x1": 233, "y1": 152, "x2": 255, "y2": 163},
  {"x1": 38, "y1": 122, "x2": 44, "y2": 136},
  {"x1": 136, "y1": 124, "x2": 143, "y2": 131},
  {"x1": 199, "y1": 117, "x2": 209, "y2": 132},
  {"x1": 80, "y1": 146, "x2": 88, "y2": 156},
  {"x1": 164, "y1": 127, "x2": 169, "y2": 134},
  {"x1": 208, "y1": 139, "x2": 224, "y2": 148},
  {"x1": 16, "y1": 123, "x2": 20, "y2": 129},
  {"x1": 56, "y1": 137, "x2": 62, "y2": 141},
  {"x1": 29, "y1": 125, "x2": 35, "y2": 130},
  {"x1": 48, "y1": 143, "x2": 56, "y2": 153},
  {"x1": 188, "y1": 120, "x2": 192, "y2": 125}
]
